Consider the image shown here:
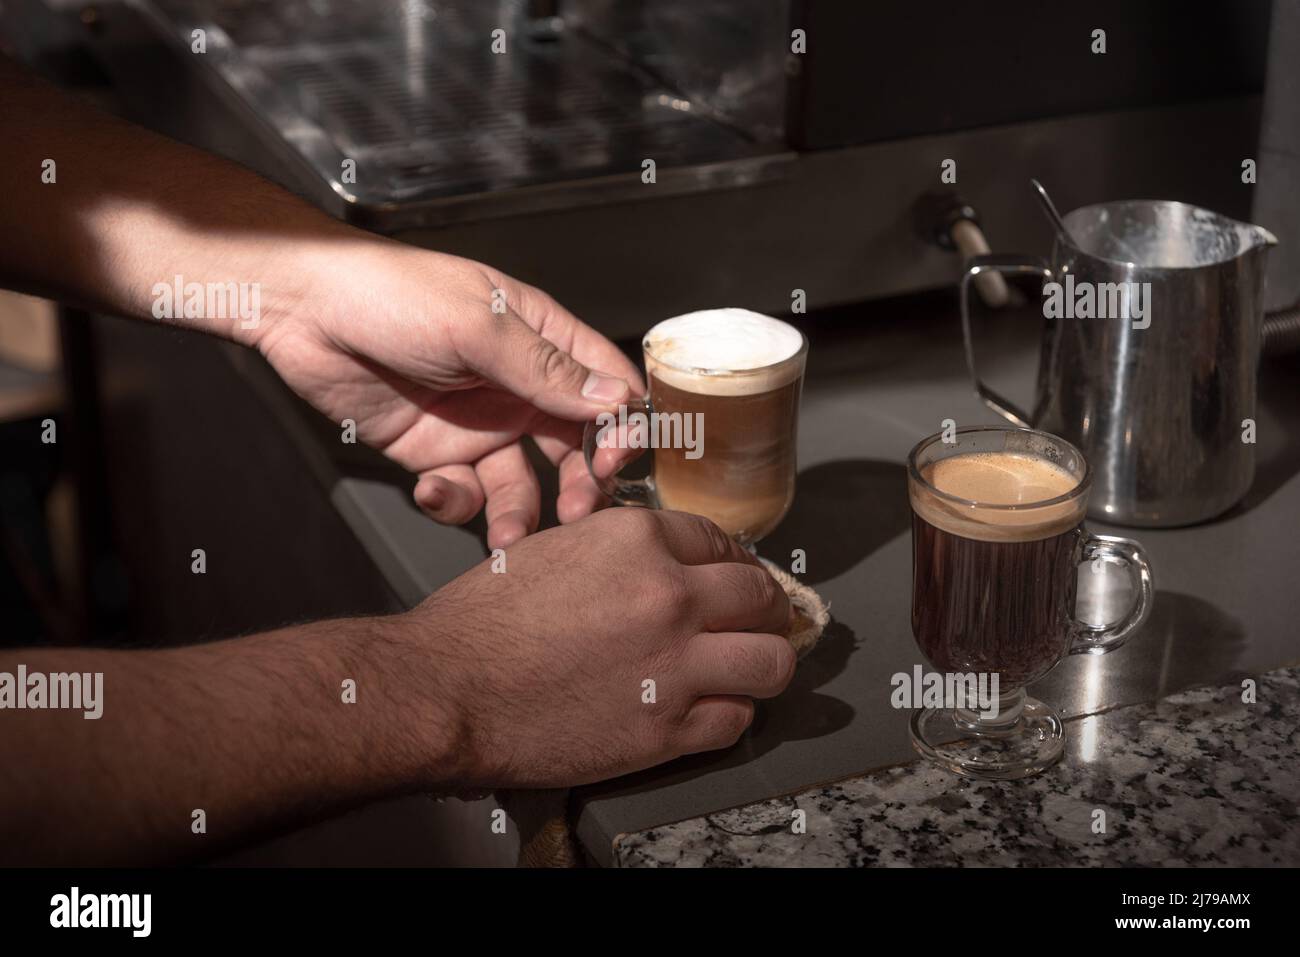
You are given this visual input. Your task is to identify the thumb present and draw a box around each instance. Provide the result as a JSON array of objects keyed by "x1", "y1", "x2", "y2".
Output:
[{"x1": 465, "y1": 313, "x2": 631, "y2": 420}]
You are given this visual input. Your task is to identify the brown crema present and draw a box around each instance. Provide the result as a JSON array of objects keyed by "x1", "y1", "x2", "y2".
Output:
[{"x1": 910, "y1": 451, "x2": 1085, "y2": 542}]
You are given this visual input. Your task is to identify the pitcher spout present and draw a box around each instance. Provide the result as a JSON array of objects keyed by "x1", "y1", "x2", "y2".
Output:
[{"x1": 1243, "y1": 221, "x2": 1278, "y2": 252}]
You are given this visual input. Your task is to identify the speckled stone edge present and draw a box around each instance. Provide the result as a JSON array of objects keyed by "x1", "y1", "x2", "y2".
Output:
[{"x1": 614, "y1": 667, "x2": 1300, "y2": 867}]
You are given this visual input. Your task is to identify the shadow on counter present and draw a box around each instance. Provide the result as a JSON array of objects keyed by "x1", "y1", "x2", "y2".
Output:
[
  {"x1": 760, "y1": 458, "x2": 910, "y2": 585},
  {"x1": 1036, "y1": 589, "x2": 1249, "y2": 718}
]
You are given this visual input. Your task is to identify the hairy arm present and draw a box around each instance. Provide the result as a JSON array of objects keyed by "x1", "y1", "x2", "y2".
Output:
[
  {"x1": 0, "y1": 614, "x2": 462, "y2": 865},
  {"x1": 0, "y1": 55, "x2": 467, "y2": 866},
  {"x1": 0, "y1": 57, "x2": 757, "y2": 866},
  {"x1": 0, "y1": 53, "x2": 359, "y2": 345},
  {"x1": 0, "y1": 53, "x2": 640, "y2": 543}
]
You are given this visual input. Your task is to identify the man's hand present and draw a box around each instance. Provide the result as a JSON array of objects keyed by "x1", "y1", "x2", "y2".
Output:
[
  {"x1": 1, "y1": 56, "x2": 640, "y2": 550},
  {"x1": 395, "y1": 508, "x2": 796, "y2": 788},
  {"x1": 0, "y1": 508, "x2": 794, "y2": 863},
  {"x1": 0, "y1": 51, "x2": 801, "y2": 866},
  {"x1": 252, "y1": 241, "x2": 643, "y2": 550}
]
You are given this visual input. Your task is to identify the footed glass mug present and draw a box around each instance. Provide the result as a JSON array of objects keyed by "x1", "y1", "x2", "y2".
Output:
[
  {"x1": 908, "y1": 426, "x2": 1154, "y2": 779},
  {"x1": 582, "y1": 309, "x2": 807, "y2": 547}
]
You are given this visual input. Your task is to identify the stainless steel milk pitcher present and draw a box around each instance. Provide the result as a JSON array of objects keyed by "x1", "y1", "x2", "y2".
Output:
[{"x1": 961, "y1": 200, "x2": 1277, "y2": 526}]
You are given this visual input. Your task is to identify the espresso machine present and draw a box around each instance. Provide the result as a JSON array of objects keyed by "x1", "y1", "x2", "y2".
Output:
[{"x1": 31, "y1": 0, "x2": 1282, "y2": 343}]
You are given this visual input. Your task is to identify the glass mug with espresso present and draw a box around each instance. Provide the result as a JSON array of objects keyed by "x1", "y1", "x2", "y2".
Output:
[
  {"x1": 908, "y1": 426, "x2": 1154, "y2": 779},
  {"x1": 582, "y1": 309, "x2": 807, "y2": 546}
]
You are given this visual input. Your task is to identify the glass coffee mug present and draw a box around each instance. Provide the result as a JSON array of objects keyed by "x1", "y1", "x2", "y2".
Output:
[
  {"x1": 582, "y1": 309, "x2": 807, "y2": 547},
  {"x1": 907, "y1": 426, "x2": 1154, "y2": 779}
]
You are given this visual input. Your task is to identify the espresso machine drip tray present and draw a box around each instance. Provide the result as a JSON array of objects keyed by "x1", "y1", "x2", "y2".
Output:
[{"x1": 137, "y1": 0, "x2": 791, "y2": 230}]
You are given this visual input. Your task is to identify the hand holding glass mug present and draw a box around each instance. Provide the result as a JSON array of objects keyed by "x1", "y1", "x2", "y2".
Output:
[{"x1": 583, "y1": 309, "x2": 807, "y2": 547}]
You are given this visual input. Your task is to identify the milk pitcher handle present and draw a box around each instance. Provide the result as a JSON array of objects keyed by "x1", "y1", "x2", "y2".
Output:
[
  {"x1": 1070, "y1": 534, "x2": 1154, "y2": 656},
  {"x1": 582, "y1": 396, "x2": 657, "y2": 508},
  {"x1": 959, "y1": 254, "x2": 1054, "y2": 429}
]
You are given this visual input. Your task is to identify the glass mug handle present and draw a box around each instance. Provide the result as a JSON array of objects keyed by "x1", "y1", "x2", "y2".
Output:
[
  {"x1": 1070, "y1": 533, "x2": 1154, "y2": 655},
  {"x1": 581, "y1": 396, "x2": 656, "y2": 508}
]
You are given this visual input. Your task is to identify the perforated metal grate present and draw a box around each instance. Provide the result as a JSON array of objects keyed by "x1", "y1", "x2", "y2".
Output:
[{"x1": 140, "y1": 0, "x2": 771, "y2": 218}]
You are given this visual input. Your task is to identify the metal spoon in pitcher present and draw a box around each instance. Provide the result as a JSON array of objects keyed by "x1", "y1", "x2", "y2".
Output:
[{"x1": 1031, "y1": 179, "x2": 1073, "y2": 245}]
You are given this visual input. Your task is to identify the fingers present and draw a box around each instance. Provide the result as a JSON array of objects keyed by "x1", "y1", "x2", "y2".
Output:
[
  {"x1": 682, "y1": 632, "x2": 796, "y2": 700},
  {"x1": 685, "y1": 563, "x2": 792, "y2": 634},
  {"x1": 459, "y1": 311, "x2": 632, "y2": 423},
  {"x1": 651, "y1": 510, "x2": 763, "y2": 568},
  {"x1": 414, "y1": 465, "x2": 485, "y2": 525},
  {"x1": 554, "y1": 447, "x2": 606, "y2": 524},
  {"x1": 585, "y1": 417, "x2": 646, "y2": 481},
  {"x1": 677, "y1": 695, "x2": 756, "y2": 756},
  {"x1": 531, "y1": 416, "x2": 634, "y2": 524},
  {"x1": 383, "y1": 388, "x2": 532, "y2": 476},
  {"x1": 474, "y1": 442, "x2": 542, "y2": 549},
  {"x1": 510, "y1": 280, "x2": 646, "y2": 394},
  {"x1": 529, "y1": 422, "x2": 604, "y2": 523}
]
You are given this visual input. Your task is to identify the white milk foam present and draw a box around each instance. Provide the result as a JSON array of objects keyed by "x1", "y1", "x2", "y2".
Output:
[{"x1": 643, "y1": 309, "x2": 804, "y2": 396}]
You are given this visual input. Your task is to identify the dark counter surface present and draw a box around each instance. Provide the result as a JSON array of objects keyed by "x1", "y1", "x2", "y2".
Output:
[{"x1": 244, "y1": 290, "x2": 1300, "y2": 866}]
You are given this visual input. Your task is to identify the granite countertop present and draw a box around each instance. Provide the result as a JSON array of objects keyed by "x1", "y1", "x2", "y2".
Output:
[{"x1": 615, "y1": 665, "x2": 1300, "y2": 867}]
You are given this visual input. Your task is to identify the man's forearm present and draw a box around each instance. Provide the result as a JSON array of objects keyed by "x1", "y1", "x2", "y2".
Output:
[
  {"x1": 0, "y1": 614, "x2": 463, "y2": 864},
  {"x1": 0, "y1": 54, "x2": 367, "y2": 346}
]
